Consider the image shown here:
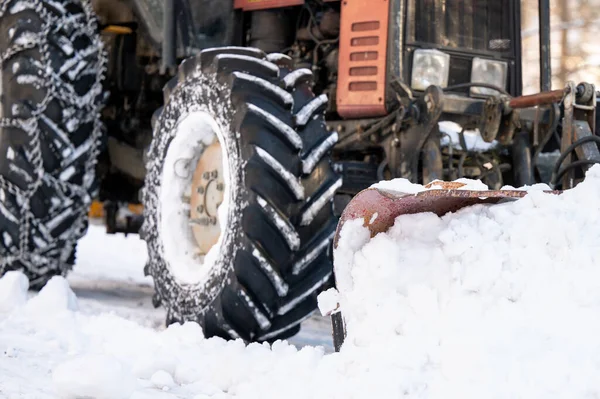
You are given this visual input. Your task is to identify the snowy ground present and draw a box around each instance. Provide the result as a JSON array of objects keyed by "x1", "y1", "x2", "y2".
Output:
[
  {"x1": 67, "y1": 224, "x2": 333, "y2": 347},
  {"x1": 66, "y1": 224, "x2": 162, "y2": 330},
  {"x1": 2, "y1": 166, "x2": 600, "y2": 398},
  {"x1": 0, "y1": 223, "x2": 332, "y2": 398}
]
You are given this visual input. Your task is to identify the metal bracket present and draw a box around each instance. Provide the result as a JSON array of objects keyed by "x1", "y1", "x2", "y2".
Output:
[
  {"x1": 390, "y1": 85, "x2": 444, "y2": 182},
  {"x1": 557, "y1": 81, "x2": 598, "y2": 189},
  {"x1": 479, "y1": 96, "x2": 504, "y2": 143}
]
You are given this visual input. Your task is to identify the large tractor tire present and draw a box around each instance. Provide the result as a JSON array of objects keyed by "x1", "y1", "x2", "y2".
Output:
[
  {"x1": 0, "y1": 0, "x2": 106, "y2": 288},
  {"x1": 142, "y1": 47, "x2": 341, "y2": 341}
]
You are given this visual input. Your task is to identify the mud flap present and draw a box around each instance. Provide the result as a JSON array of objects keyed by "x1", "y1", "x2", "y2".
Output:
[{"x1": 331, "y1": 312, "x2": 345, "y2": 353}]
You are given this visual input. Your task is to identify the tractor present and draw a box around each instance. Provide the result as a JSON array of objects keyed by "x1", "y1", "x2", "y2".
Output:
[{"x1": 0, "y1": 0, "x2": 598, "y2": 342}]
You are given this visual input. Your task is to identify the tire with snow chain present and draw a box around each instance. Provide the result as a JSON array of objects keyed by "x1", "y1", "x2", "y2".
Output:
[
  {"x1": 142, "y1": 47, "x2": 341, "y2": 342},
  {"x1": 0, "y1": 0, "x2": 106, "y2": 288}
]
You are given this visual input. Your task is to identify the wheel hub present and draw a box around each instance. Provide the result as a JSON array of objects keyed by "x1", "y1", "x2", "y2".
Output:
[
  {"x1": 159, "y1": 110, "x2": 229, "y2": 285},
  {"x1": 190, "y1": 139, "x2": 225, "y2": 255}
]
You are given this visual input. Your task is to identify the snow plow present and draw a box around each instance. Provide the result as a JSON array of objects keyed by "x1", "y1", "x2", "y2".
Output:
[
  {"x1": 1, "y1": 0, "x2": 600, "y2": 344},
  {"x1": 328, "y1": 181, "x2": 563, "y2": 351}
]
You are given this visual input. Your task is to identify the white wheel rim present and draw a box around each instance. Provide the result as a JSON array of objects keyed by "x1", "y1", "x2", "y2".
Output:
[{"x1": 159, "y1": 111, "x2": 230, "y2": 286}]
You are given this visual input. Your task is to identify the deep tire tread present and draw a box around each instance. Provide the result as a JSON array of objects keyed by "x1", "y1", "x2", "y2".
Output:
[
  {"x1": 144, "y1": 47, "x2": 340, "y2": 342},
  {"x1": 0, "y1": 0, "x2": 106, "y2": 288}
]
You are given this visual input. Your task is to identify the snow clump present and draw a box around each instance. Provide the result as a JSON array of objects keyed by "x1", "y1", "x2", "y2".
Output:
[
  {"x1": 26, "y1": 276, "x2": 78, "y2": 313},
  {"x1": 0, "y1": 270, "x2": 28, "y2": 313}
]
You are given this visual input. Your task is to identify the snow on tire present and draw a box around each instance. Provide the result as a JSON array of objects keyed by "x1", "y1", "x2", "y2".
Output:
[
  {"x1": 142, "y1": 47, "x2": 341, "y2": 341},
  {"x1": 0, "y1": 0, "x2": 106, "y2": 288}
]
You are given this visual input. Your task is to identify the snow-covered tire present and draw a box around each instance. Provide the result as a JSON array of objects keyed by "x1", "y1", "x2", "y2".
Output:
[
  {"x1": 0, "y1": 0, "x2": 106, "y2": 288},
  {"x1": 142, "y1": 47, "x2": 341, "y2": 341}
]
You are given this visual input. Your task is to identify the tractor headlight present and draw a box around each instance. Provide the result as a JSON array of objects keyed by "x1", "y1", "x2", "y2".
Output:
[
  {"x1": 470, "y1": 57, "x2": 508, "y2": 96},
  {"x1": 410, "y1": 49, "x2": 450, "y2": 91}
]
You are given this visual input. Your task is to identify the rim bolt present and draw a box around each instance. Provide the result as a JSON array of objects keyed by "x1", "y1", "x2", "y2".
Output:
[
  {"x1": 216, "y1": 183, "x2": 224, "y2": 191},
  {"x1": 196, "y1": 205, "x2": 204, "y2": 213},
  {"x1": 197, "y1": 186, "x2": 205, "y2": 195},
  {"x1": 203, "y1": 171, "x2": 210, "y2": 179},
  {"x1": 211, "y1": 170, "x2": 218, "y2": 178}
]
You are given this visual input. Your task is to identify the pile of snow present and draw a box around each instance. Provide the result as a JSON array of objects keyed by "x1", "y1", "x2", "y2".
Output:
[
  {"x1": 0, "y1": 272, "x2": 332, "y2": 398},
  {"x1": 2, "y1": 166, "x2": 600, "y2": 398},
  {"x1": 334, "y1": 164, "x2": 600, "y2": 398}
]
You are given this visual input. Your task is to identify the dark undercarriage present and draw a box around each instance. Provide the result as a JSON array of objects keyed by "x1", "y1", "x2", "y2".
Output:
[{"x1": 92, "y1": 0, "x2": 600, "y2": 233}]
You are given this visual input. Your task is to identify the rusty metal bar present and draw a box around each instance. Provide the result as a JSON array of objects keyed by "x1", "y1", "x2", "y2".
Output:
[
  {"x1": 441, "y1": 94, "x2": 555, "y2": 124},
  {"x1": 508, "y1": 89, "x2": 566, "y2": 109}
]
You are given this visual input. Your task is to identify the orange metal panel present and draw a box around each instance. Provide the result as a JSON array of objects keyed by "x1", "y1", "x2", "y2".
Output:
[
  {"x1": 336, "y1": 0, "x2": 390, "y2": 119},
  {"x1": 234, "y1": 0, "x2": 304, "y2": 11}
]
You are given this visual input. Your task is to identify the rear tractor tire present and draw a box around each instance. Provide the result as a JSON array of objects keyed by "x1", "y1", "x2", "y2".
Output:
[
  {"x1": 141, "y1": 47, "x2": 342, "y2": 341},
  {"x1": 0, "y1": 0, "x2": 106, "y2": 288}
]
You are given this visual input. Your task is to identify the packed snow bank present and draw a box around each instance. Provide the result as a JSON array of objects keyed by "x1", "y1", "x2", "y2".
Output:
[
  {"x1": 2, "y1": 166, "x2": 600, "y2": 398},
  {"x1": 0, "y1": 271, "x2": 333, "y2": 399},
  {"x1": 335, "y1": 164, "x2": 600, "y2": 398}
]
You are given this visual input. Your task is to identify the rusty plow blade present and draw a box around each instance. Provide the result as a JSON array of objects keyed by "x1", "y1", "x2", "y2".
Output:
[{"x1": 333, "y1": 182, "x2": 561, "y2": 248}]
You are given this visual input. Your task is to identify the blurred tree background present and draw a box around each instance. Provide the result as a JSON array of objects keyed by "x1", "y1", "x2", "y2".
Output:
[{"x1": 522, "y1": 0, "x2": 600, "y2": 93}]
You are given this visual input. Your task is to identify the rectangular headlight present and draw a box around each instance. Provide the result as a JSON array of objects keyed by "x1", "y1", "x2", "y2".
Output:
[
  {"x1": 410, "y1": 49, "x2": 450, "y2": 91},
  {"x1": 470, "y1": 57, "x2": 508, "y2": 96}
]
